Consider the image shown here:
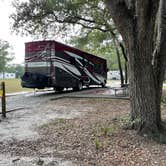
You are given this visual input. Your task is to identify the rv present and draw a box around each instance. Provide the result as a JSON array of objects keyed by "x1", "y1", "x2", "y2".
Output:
[{"x1": 21, "y1": 40, "x2": 107, "y2": 91}]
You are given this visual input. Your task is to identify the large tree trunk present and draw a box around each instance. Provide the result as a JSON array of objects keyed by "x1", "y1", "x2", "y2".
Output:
[
  {"x1": 129, "y1": 40, "x2": 160, "y2": 133},
  {"x1": 105, "y1": 0, "x2": 165, "y2": 134}
]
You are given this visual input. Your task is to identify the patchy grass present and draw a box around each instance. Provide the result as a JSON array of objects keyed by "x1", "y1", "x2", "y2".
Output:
[
  {"x1": 39, "y1": 118, "x2": 66, "y2": 129},
  {"x1": 0, "y1": 79, "x2": 32, "y2": 93}
]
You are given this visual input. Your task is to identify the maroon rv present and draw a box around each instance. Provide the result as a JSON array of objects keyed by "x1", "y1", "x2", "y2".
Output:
[{"x1": 21, "y1": 40, "x2": 107, "y2": 91}]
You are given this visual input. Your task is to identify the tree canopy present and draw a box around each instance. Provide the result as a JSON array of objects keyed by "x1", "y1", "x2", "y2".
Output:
[
  {"x1": 0, "y1": 40, "x2": 13, "y2": 73},
  {"x1": 11, "y1": 0, "x2": 115, "y2": 37},
  {"x1": 6, "y1": 64, "x2": 24, "y2": 78}
]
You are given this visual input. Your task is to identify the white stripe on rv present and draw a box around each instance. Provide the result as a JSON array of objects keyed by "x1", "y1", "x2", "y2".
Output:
[
  {"x1": 26, "y1": 62, "x2": 49, "y2": 67},
  {"x1": 26, "y1": 61, "x2": 81, "y2": 78}
]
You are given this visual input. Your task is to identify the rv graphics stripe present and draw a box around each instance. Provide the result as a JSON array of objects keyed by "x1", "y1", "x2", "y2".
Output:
[
  {"x1": 26, "y1": 62, "x2": 49, "y2": 67},
  {"x1": 25, "y1": 51, "x2": 102, "y2": 84},
  {"x1": 53, "y1": 61, "x2": 80, "y2": 80},
  {"x1": 83, "y1": 68, "x2": 101, "y2": 84},
  {"x1": 64, "y1": 51, "x2": 83, "y2": 60},
  {"x1": 26, "y1": 60, "x2": 81, "y2": 79}
]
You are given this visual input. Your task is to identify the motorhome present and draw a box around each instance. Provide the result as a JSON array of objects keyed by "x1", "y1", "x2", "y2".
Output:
[{"x1": 21, "y1": 40, "x2": 107, "y2": 91}]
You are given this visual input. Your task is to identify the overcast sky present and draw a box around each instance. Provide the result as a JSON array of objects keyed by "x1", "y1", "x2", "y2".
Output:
[{"x1": 0, "y1": 0, "x2": 32, "y2": 64}]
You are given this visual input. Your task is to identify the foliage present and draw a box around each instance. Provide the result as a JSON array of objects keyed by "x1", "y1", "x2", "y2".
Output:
[
  {"x1": 103, "y1": 127, "x2": 111, "y2": 136},
  {"x1": 6, "y1": 64, "x2": 24, "y2": 78},
  {"x1": 11, "y1": 0, "x2": 115, "y2": 37},
  {"x1": 95, "y1": 138, "x2": 101, "y2": 150},
  {"x1": 0, "y1": 40, "x2": 13, "y2": 73}
]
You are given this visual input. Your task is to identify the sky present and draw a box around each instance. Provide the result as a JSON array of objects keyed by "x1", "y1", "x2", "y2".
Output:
[{"x1": 0, "y1": 0, "x2": 32, "y2": 64}]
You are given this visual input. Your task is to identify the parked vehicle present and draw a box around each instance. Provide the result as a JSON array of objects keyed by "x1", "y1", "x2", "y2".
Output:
[
  {"x1": 21, "y1": 40, "x2": 107, "y2": 91},
  {"x1": 107, "y1": 70, "x2": 121, "y2": 80}
]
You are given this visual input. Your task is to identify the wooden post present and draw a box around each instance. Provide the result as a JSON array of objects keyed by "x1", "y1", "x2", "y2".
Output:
[{"x1": 1, "y1": 82, "x2": 6, "y2": 118}]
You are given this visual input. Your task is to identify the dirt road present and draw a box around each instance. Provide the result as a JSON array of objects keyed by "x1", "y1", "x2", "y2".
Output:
[
  {"x1": 1, "y1": 88, "x2": 164, "y2": 166},
  {"x1": 0, "y1": 87, "x2": 115, "y2": 165}
]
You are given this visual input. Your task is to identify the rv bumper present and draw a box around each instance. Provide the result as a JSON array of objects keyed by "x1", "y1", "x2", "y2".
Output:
[{"x1": 21, "y1": 72, "x2": 50, "y2": 88}]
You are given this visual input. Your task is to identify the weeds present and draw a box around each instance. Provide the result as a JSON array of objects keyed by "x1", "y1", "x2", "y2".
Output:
[
  {"x1": 58, "y1": 118, "x2": 65, "y2": 123},
  {"x1": 95, "y1": 138, "x2": 100, "y2": 150},
  {"x1": 119, "y1": 115, "x2": 141, "y2": 130},
  {"x1": 104, "y1": 127, "x2": 111, "y2": 136}
]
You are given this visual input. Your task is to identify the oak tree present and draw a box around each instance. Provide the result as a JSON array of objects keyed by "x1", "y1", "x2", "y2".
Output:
[{"x1": 106, "y1": 0, "x2": 166, "y2": 133}]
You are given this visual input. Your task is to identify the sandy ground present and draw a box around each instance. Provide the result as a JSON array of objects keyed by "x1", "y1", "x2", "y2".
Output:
[
  {"x1": 0, "y1": 87, "x2": 165, "y2": 166},
  {"x1": 0, "y1": 86, "x2": 123, "y2": 141},
  {"x1": 0, "y1": 87, "x2": 116, "y2": 165}
]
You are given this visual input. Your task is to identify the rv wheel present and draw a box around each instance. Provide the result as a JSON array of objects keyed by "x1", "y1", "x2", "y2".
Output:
[{"x1": 73, "y1": 82, "x2": 83, "y2": 91}]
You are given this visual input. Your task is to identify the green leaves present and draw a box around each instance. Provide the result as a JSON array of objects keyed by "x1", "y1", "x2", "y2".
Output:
[
  {"x1": 11, "y1": 0, "x2": 113, "y2": 37},
  {"x1": 0, "y1": 40, "x2": 13, "y2": 73}
]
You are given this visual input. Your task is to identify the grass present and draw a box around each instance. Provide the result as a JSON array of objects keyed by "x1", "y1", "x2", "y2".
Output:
[
  {"x1": 0, "y1": 79, "x2": 32, "y2": 93},
  {"x1": 163, "y1": 84, "x2": 166, "y2": 90}
]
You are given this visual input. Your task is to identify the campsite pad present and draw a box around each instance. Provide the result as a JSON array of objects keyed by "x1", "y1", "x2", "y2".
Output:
[
  {"x1": 61, "y1": 86, "x2": 129, "y2": 99},
  {"x1": 0, "y1": 86, "x2": 166, "y2": 166}
]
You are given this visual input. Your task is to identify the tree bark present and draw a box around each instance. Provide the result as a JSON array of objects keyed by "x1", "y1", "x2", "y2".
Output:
[
  {"x1": 129, "y1": 39, "x2": 160, "y2": 133},
  {"x1": 106, "y1": 0, "x2": 164, "y2": 134}
]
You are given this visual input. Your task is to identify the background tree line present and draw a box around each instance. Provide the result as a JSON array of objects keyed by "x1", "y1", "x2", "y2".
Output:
[{"x1": 0, "y1": 39, "x2": 24, "y2": 78}]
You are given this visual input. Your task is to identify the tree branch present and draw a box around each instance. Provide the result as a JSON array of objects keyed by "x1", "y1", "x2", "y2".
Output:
[{"x1": 105, "y1": 0, "x2": 134, "y2": 43}]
